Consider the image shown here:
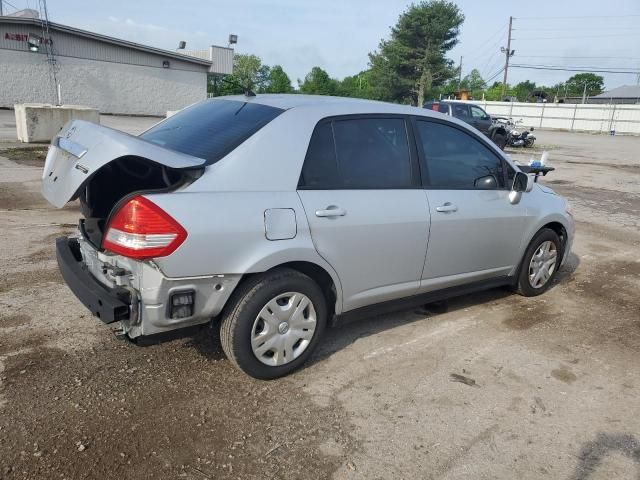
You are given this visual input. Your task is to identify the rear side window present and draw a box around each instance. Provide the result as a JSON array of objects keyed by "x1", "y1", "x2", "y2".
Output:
[
  {"x1": 140, "y1": 99, "x2": 283, "y2": 164},
  {"x1": 300, "y1": 117, "x2": 413, "y2": 189},
  {"x1": 299, "y1": 122, "x2": 340, "y2": 188},
  {"x1": 438, "y1": 104, "x2": 449, "y2": 114},
  {"x1": 415, "y1": 120, "x2": 505, "y2": 189}
]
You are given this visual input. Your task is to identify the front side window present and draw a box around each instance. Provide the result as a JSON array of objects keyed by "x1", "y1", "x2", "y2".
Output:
[
  {"x1": 415, "y1": 121, "x2": 505, "y2": 189},
  {"x1": 141, "y1": 99, "x2": 283, "y2": 164},
  {"x1": 300, "y1": 117, "x2": 413, "y2": 189},
  {"x1": 470, "y1": 105, "x2": 487, "y2": 119}
]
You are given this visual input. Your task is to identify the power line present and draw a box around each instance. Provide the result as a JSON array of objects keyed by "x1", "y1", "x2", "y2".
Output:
[
  {"x1": 513, "y1": 63, "x2": 638, "y2": 70},
  {"x1": 515, "y1": 14, "x2": 640, "y2": 20},
  {"x1": 513, "y1": 27, "x2": 640, "y2": 31},
  {"x1": 2, "y1": 0, "x2": 20, "y2": 11},
  {"x1": 461, "y1": 22, "x2": 508, "y2": 60},
  {"x1": 513, "y1": 33, "x2": 640, "y2": 40},
  {"x1": 515, "y1": 55, "x2": 640, "y2": 60},
  {"x1": 481, "y1": 66, "x2": 505, "y2": 87},
  {"x1": 511, "y1": 64, "x2": 640, "y2": 74},
  {"x1": 478, "y1": 51, "x2": 502, "y2": 79}
]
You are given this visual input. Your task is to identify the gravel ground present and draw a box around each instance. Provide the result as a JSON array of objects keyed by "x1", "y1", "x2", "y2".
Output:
[{"x1": 0, "y1": 129, "x2": 639, "y2": 480}]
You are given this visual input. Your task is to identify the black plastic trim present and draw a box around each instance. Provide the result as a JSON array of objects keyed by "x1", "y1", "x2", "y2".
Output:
[
  {"x1": 56, "y1": 237, "x2": 131, "y2": 324},
  {"x1": 336, "y1": 276, "x2": 513, "y2": 324}
]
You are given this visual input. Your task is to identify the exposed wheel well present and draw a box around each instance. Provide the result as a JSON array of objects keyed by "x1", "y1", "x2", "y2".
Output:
[
  {"x1": 275, "y1": 262, "x2": 338, "y2": 318},
  {"x1": 541, "y1": 222, "x2": 568, "y2": 252},
  {"x1": 234, "y1": 262, "x2": 338, "y2": 319},
  {"x1": 514, "y1": 222, "x2": 569, "y2": 280}
]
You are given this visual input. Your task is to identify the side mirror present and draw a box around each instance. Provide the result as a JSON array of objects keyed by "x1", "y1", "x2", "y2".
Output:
[
  {"x1": 483, "y1": 115, "x2": 491, "y2": 121},
  {"x1": 509, "y1": 172, "x2": 533, "y2": 204},
  {"x1": 512, "y1": 171, "x2": 528, "y2": 192},
  {"x1": 474, "y1": 174, "x2": 498, "y2": 189}
]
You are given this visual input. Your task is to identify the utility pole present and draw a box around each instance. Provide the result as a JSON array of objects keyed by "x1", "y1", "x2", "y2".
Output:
[
  {"x1": 1, "y1": 1, "x2": 4, "y2": 16},
  {"x1": 582, "y1": 82, "x2": 588, "y2": 104},
  {"x1": 458, "y1": 56, "x2": 463, "y2": 89},
  {"x1": 501, "y1": 16, "x2": 514, "y2": 99}
]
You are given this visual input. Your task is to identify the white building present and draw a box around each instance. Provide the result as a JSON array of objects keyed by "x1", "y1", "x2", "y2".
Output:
[{"x1": 0, "y1": 15, "x2": 232, "y2": 115}]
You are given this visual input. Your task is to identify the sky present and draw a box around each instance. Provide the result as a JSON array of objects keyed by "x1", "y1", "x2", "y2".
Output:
[{"x1": 6, "y1": 0, "x2": 640, "y2": 90}]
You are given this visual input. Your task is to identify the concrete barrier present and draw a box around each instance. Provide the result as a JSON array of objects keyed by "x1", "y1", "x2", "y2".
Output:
[{"x1": 14, "y1": 104, "x2": 100, "y2": 143}]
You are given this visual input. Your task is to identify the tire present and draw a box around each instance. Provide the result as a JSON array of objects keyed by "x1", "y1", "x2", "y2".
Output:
[
  {"x1": 219, "y1": 268, "x2": 327, "y2": 379},
  {"x1": 515, "y1": 228, "x2": 562, "y2": 297},
  {"x1": 492, "y1": 132, "x2": 507, "y2": 150},
  {"x1": 525, "y1": 138, "x2": 535, "y2": 148}
]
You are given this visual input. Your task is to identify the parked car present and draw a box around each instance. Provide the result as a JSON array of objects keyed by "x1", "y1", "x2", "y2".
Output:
[
  {"x1": 424, "y1": 100, "x2": 509, "y2": 149},
  {"x1": 43, "y1": 95, "x2": 574, "y2": 379}
]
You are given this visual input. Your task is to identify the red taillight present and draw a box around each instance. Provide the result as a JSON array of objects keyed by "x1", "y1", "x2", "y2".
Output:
[{"x1": 102, "y1": 196, "x2": 187, "y2": 259}]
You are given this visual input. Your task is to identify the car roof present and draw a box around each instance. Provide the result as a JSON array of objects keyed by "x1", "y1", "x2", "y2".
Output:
[{"x1": 222, "y1": 94, "x2": 440, "y2": 117}]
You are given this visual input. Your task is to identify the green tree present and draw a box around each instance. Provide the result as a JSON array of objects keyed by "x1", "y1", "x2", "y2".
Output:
[
  {"x1": 513, "y1": 80, "x2": 536, "y2": 101},
  {"x1": 299, "y1": 67, "x2": 339, "y2": 95},
  {"x1": 368, "y1": 1, "x2": 464, "y2": 105},
  {"x1": 338, "y1": 70, "x2": 376, "y2": 99},
  {"x1": 564, "y1": 73, "x2": 604, "y2": 97},
  {"x1": 207, "y1": 54, "x2": 270, "y2": 96},
  {"x1": 265, "y1": 65, "x2": 293, "y2": 93},
  {"x1": 484, "y1": 82, "x2": 515, "y2": 101},
  {"x1": 461, "y1": 69, "x2": 484, "y2": 91}
]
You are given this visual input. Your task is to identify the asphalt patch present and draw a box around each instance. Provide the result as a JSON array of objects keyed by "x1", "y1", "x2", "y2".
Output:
[{"x1": 0, "y1": 147, "x2": 48, "y2": 167}]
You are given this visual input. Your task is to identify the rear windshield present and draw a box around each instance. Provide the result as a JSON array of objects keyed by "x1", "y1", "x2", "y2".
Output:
[{"x1": 140, "y1": 99, "x2": 284, "y2": 164}]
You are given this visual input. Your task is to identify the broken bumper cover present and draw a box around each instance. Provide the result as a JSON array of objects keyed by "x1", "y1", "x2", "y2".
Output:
[{"x1": 55, "y1": 237, "x2": 131, "y2": 324}]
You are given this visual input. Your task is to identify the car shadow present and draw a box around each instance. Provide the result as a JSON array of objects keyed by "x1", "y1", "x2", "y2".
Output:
[
  {"x1": 136, "y1": 251, "x2": 580, "y2": 371},
  {"x1": 304, "y1": 287, "x2": 513, "y2": 370},
  {"x1": 132, "y1": 323, "x2": 227, "y2": 361},
  {"x1": 304, "y1": 251, "x2": 581, "y2": 371}
]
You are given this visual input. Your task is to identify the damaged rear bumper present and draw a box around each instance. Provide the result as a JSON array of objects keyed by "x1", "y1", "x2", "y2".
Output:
[
  {"x1": 56, "y1": 234, "x2": 242, "y2": 339},
  {"x1": 55, "y1": 237, "x2": 131, "y2": 323}
]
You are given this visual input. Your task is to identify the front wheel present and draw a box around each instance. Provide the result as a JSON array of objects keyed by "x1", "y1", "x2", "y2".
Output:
[
  {"x1": 219, "y1": 268, "x2": 327, "y2": 379},
  {"x1": 515, "y1": 228, "x2": 562, "y2": 297}
]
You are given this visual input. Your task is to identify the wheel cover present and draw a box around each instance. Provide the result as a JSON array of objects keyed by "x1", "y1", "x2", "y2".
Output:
[
  {"x1": 528, "y1": 240, "x2": 558, "y2": 289},
  {"x1": 251, "y1": 292, "x2": 317, "y2": 367}
]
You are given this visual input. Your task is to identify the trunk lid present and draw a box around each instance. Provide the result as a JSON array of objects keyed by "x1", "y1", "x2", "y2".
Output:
[{"x1": 41, "y1": 119, "x2": 206, "y2": 208}]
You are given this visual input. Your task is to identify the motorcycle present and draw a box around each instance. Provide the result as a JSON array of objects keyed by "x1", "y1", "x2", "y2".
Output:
[{"x1": 493, "y1": 118, "x2": 536, "y2": 148}]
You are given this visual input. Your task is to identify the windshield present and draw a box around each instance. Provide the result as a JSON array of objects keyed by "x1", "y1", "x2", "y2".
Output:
[{"x1": 140, "y1": 99, "x2": 284, "y2": 164}]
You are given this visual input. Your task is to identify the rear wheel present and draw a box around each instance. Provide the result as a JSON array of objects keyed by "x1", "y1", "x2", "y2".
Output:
[
  {"x1": 515, "y1": 228, "x2": 561, "y2": 296},
  {"x1": 492, "y1": 132, "x2": 507, "y2": 150},
  {"x1": 219, "y1": 268, "x2": 327, "y2": 379}
]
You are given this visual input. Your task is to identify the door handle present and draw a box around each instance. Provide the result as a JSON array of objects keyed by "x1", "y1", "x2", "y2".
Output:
[
  {"x1": 315, "y1": 206, "x2": 346, "y2": 218},
  {"x1": 435, "y1": 203, "x2": 458, "y2": 213}
]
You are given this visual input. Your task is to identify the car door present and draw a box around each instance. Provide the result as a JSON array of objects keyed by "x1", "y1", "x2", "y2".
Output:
[
  {"x1": 298, "y1": 116, "x2": 430, "y2": 311},
  {"x1": 470, "y1": 105, "x2": 493, "y2": 136},
  {"x1": 412, "y1": 117, "x2": 527, "y2": 291}
]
